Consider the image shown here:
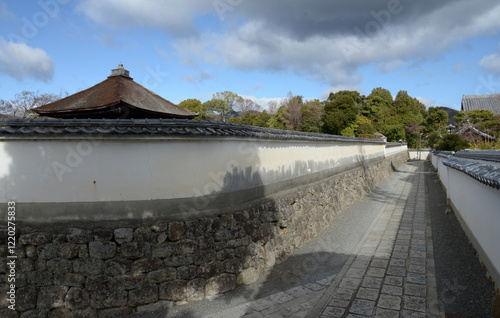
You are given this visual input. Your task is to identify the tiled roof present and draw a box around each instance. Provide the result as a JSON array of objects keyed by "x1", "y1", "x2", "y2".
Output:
[
  {"x1": 0, "y1": 118, "x2": 385, "y2": 143},
  {"x1": 461, "y1": 94, "x2": 500, "y2": 115},
  {"x1": 437, "y1": 150, "x2": 500, "y2": 190},
  {"x1": 456, "y1": 122, "x2": 497, "y2": 141},
  {"x1": 33, "y1": 71, "x2": 197, "y2": 119}
]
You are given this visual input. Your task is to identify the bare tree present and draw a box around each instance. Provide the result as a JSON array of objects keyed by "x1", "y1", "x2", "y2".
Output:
[
  {"x1": 282, "y1": 91, "x2": 303, "y2": 131},
  {"x1": 234, "y1": 98, "x2": 261, "y2": 115},
  {"x1": 2, "y1": 90, "x2": 65, "y2": 118},
  {"x1": 267, "y1": 100, "x2": 278, "y2": 115}
]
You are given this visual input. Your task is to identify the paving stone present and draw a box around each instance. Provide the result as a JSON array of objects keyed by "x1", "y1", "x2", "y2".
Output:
[
  {"x1": 412, "y1": 239, "x2": 425, "y2": 246},
  {"x1": 393, "y1": 245, "x2": 409, "y2": 252},
  {"x1": 305, "y1": 283, "x2": 325, "y2": 291},
  {"x1": 361, "y1": 277, "x2": 383, "y2": 289},
  {"x1": 351, "y1": 260, "x2": 370, "y2": 269},
  {"x1": 370, "y1": 259, "x2": 389, "y2": 268},
  {"x1": 349, "y1": 299, "x2": 375, "y2": 316},
  {"x1": 287, "y1": 286, "x2": 312, "y2": 298},
  {"x1": 248, "y1": 298, "x2": 274, "y2": 311},
  {"x1": 403, "y1": 295, "x2": 426, "y2": 312},
  {"x1": 409, "y1": 250, "x2": 426, "y2": 258},
  {"x1": 269, "y1": 292, "x2": 295, "y2": 304},
  {"x1": 373, "y1": 252, "x2": 391, "y2": 260},
  {"x1": 381, "y1": 284, "x2": 402, "y2": 296},
  {"x1": 377, "y1": 294, "x2": 401, "y2": 310},
  {"x1": 374, "y1": 307, "x2": 399, "y2": 318},
  {"x1": 322, "y1": 306, "x2": 345, "y2": 317},
  {"x1": 329, "y1": 298, "x2": 350, "y2": 307},
  {"x1": 390, "y1": 259, "x2": 406, "y2": 268},
  {"x1": 404, "y1": 283, "x2": 426, "y2": 297},
  {"x1": 391, "y1": 251, "x2": 408, "y2": 259},
  {"x1": 317, "y1": 275, "x2": 335, "y2": 286},
  {"x1": 386, "y1": 266, "x2": 406, "y2": 277},
  {"x1": 345, "y1": 314, "x2": 368, "y2": 318},
  {"x1": 409, "y1": 257, "x2": 426, "y2": 266},
  {"x1": 402, "y1": 309, "x2": 426, "y2": 317},
  {"x1": 406, "y1": 273, "x2": 426, "y2": 285},
  {"x1": 384, "y1": 276, "x2": 403, "y2": 286},
  {"x1": 366, "y1": 267, "x2": 385, "y2": 278},
  {"x1": 345, "y1": 268, "x2": 366, "y2": 279},
  {"x1": 356, "y1": 287, "x2": 379, "y2": 301},
  {"x1": 376, "y1": 246, "x2": 393, "y2": 254},
  {"x1": 332, "y1": 288, "x2": 355, "y2": 300},
  {"x1": 410, "y1": 244, "x2": 426, "y2": 252},
  {"x1": 408, "y1": 264, "x2": 426, "y2": 274},
  {"x1": 339, "y1": 277, "x2": 362, "y2": 289}
]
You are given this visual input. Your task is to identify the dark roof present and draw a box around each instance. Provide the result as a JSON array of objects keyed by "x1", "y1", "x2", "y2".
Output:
[
  {"x1": 33, "y1": 65, "x2": 197, "y2": 119},
  {"x1": 461, "y1": 94, "x2": 500, "y2": 116},
  {"x1": 456, "y1": 122, "x2": 497, "y2": 141},
  {"x1": 0, "y1": 118, "x2": 384, "y2": 144},
  {"x1": 443, "y1": 155, "x2": 500, "y2": 190}
]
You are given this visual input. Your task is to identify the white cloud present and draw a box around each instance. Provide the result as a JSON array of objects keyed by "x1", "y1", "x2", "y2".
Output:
[
  {"x1": 0, "y1": 1, "x2": 15, "y2": 20},
  {"x1": 79, "y1": 0, "x2": 500, "y2": 91},
  {"x1": 416, "y1": 97, "x2": 435, "y2": 107},
  {"x1": 0, "y1": 36, "x2": 54, "y2": 81},
  {"x1": 479, "y1": 52, "x2": 500, "y2": 76}
]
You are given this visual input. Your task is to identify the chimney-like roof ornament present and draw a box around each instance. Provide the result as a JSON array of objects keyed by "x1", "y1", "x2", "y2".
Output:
[{"x1": 109, "y1": 62, "x2": 131, "y2": 79}]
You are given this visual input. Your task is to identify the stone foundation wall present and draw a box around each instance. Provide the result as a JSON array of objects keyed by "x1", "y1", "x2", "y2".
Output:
[{"x1": 0, "y1": 152, "x2": 408, "y2": 318}]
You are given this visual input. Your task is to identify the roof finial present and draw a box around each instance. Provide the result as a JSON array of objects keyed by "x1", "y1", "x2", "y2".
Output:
[{"x1": 109, "y1": 62, "x2": 131, "y2": 79}]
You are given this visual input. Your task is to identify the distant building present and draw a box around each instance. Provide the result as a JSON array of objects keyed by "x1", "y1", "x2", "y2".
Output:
[
  {"x1": 461, "y1": 94, "x2": 500, "y2": 116},
  {"x1": 456, "y1": 120, "x2": 497, "y2": 144},
  {"x1": 33, "y1": 63, "x2": 197, "y2": 119}
]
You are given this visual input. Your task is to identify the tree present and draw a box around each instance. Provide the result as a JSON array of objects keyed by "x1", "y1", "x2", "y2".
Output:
[
  {"x1": 234, "y1": 98, "x2": 261, "y2": 115},
  {"x1": 322, "y1": 91, "x2": 358, "y2": 135},
  {"x1": 426, "y1": 107, "x2": 448, "y2": 137},
  {"x1": 1, "y1": 90, "x2": 64, "y2": 118},
  {"x1": 435, "y1": 134, "x2": 470, "y2": 151},
  {"x1": 268, "y1": 106, "x2": 287, "y2": 130},
  {"x1": 267, "y1": 100, "x2": 278, "y2": 115},
  {"x1": 300, "y1": 100, "x2": 324, "y2": 133},
  {"x1": 253, "y1": 111, "x2": 271, "y2": 127},
  {"x1": 206, "y1": 91, "x2": 240, "y2": 122},
  {"x1": 282, "y1": 91, "x2": 303, "y2": 131},
  {"x1": 178, "y1": 99, "x2": 211, "y2": 120}
]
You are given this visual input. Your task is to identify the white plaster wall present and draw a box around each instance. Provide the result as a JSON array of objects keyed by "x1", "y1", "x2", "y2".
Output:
[
  {"x1": 0, "y1": 137, "x2": 385, "y2": 204},
  {"x1": 385, "y1": 144, "x2": 408, "y2": 157},
  {"x1": 408, "y1": 149, "x2": 430, "y2": 160},
  {"x1": 447, "y1": 167, "x2": 500, "y2": 283}
]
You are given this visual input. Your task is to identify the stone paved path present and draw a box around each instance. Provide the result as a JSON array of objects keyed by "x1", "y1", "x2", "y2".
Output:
[
  {"x1": 163, "y1": 161, "x2": 444, "y2": 318},
  {"x1": 307, "y1": 161, "x2": 440, "y2": 318}
]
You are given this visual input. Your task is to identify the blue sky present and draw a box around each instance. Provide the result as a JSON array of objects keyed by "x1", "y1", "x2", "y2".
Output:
[{"x1": 1, "y1": 0, "x2": 500, "y2": 111}]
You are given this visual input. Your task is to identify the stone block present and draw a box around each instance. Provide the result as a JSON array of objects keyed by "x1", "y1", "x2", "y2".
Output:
[
  {"x1": 25, "y1": 245, "x2": 37, "y2": 259},
  {"x1": 90, "y1": 289, "x2": 128, "y2": 309},
  {"x1": 96, "y1": 307, "x2": 131, "y2": 318},
  {"x1": 120, "y1": 242, "x2": 151, "y2": 259},
  {"x1": 113, "y1": 228, "x2": 133, "y2": 244},
  {"x1": 18, "y1": 309, "x2": 49, "y2": 318},
  {"x1": 114, "y1": 274, "x2": 145, "y2": 290},
  {"x1": 131, "y1": 258, "x2": 164, "y2": 273},
  {"x1": 205, "y1": 273, "x2": 236, "y2": 296},
  {"x1": 57, "y1": 244, "x2": 79, "y2": 259},
  {"x1": 159, "y1": 280, "x2": 188, "y2": 301},
  {"x1": 193, "y1": 250, "x2": 216, "y2": 265},
  {"x1": 46, "y1": 258, "x2": 73, "y2": 274},
  {"x1": 78, "y1": 245, "x2": 89, "y2": 259},
  {"x1": 148, "y1": 233, "x2": 167, "y2": 245},
  {"x1": 187, "y1": 278, "x2": 205, "y2": 301},
  {"x1": 65, "y1": 287, "x2": 90, "y2": 310},
  {"x1": 198, "y1": 262, "x2": 223, "y2": 278},
  {"x1": 92, "y1": 229, "x2": 113, "y2": 242},
  {"x1": 168, "y1": 222, "x2": 185, "y2": 241},
  {"x1": 175, "y1": 240, "x2": 196, "y2": 255},
  {"x1": 73, "y1": 259, "x2": 104, "y2": 276},
  {"x1": 27, "y1": 271, "x2": 53, "y2": 287},
  {"x1": 37, "y1": 244, "x2": 58, "y2": 260},
  {"x1": 18, "y1": 258, "x2": 35, "y2": 272},
  {"x1": 85, "y1": 275, "x2": 117, "y2": 291},
  {"x1": 163, "y1": 255, "x2": 193, "y2": 267},
  {"x1": 19, "y1": 232, "x2": 51, "y2": 246},
  {"x1": 17, "y1": 286, "x2": 37, "y2": 311},
  {"x1": 0, "y1": 308, "x2": 19, "y2": 318},
  {"x1": 152, "y1": 245, "x2": 174, "y2": 258},
  {"x1": 214, "y1": 229, "x2": 232, "y2": 242},
  {"x1": 134, "y1": 227, "x2": 152, "y2": 242},
  {"x1": 151, "y1": 221, "x2": 169, "y2": 232},
  {"x1": 72, "y1": 307, "x2": 97, "y2": 318},
  {"x1": 237, "y1": 267, "x2": 260, "y2": 286},
  {"x1": 128, "y1": 284, "x2": 158, "y2": 306},
  {"x1": 177, "y1": 265, "x2": 199, "y2": 280},
  {"x1": 104, "y1": 258, "x2": 131, "y2": 276},
  {"x1": 147, "y1": 268, "x2": 176, "y2": 284},
  {"x1": 66, "y1": 229, "x2": 92, "y2": 244},
  {"x1": 53, "y1": 274, "x2": 85, "y2": 287},
  {"x1": 88, "y1": 242, "x2": 116, "y2": 259},
  {"x1": 48, "y1": 308, "x2": 74, "y2": 318},
  {"x1": 216, "y1": 249, "x2": 234, "y2": 261},
  {"x1": 224, "y1": 258, "x2": 243, "y2": 274},
  {"x1": 37, "y1": 286, "x2": 69, "y2": 309},
  {"x1": 136, "y1": 300, "x2": 173, "y2": 313},
  {"x1": 349, "y1": 299, "x2": 375, "y2": 316}
]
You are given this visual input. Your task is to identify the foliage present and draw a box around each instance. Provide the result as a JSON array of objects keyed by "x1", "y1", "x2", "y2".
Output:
[
  {"x1": 434, "y1": 134, "x2": 470, "y2": 151},
  {"x1": 322, "y1": 91, "x2": 359, "y2": 135},
  {"x1": 300, "y1": 100, "x2": 324, "y2": 133},
  {"x1": 205, "y1": 91, "x2": 241, "y2": 122},
  {"x1": 178, "y1": 99, "x2": 211, "y2": 120}
]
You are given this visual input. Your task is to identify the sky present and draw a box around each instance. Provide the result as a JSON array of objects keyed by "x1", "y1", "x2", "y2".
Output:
[{"x1": 1, "y1": 0, "x2": 500, "y2": 111}]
